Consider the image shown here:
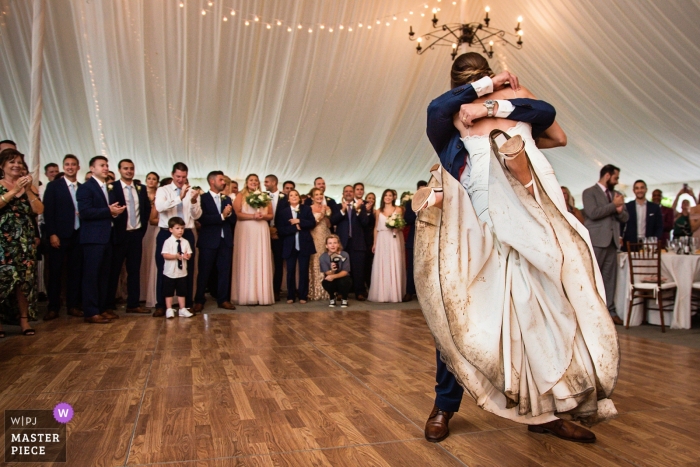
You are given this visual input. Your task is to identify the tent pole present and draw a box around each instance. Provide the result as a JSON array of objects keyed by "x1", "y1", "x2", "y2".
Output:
[{"x1": 29, "y1": 0, "x2": 45, "y2": 183}]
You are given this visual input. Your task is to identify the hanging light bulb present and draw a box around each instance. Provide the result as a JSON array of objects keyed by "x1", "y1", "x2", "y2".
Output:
[
  {"x1": 348, "y1": 27, "x2": 353, "y2": 31},
  {"x1": 254, "y1": 16, "x2": 259, "y2": 22},
  {"x1": 223, "y1": 16, "x2": 227, "y2": 22},
  {"x1": 320, "y1": 24, "x2": 325, "y2": 29},
  {"x1": 179, "y1": 2, "x2": 184, "y2": 8},
  {"x1": 329, "y1": 27, "x2": 333, "y2": 32},
  {"x1": 386, "y1": 22, "x2": 390, "y2": 26},
  {"x1": 266, "y1": 24, "x2": 271, "y2": 29},
  {"x1": 339, "y1": 24, "x2": 344, "y2": 30},
  {"x1": 287, "y1": 26, "x2": 292, "y2": 31},
  {"x1": 245, "y1": 20, "x2": 250, "y2": 26},
  {"x1": 230, "y1": 10, "x2": 235, "y2": 16},
  {"x1": 308, "y1": 28, "x2": 313, "y2": 33},
  {"x1": 298, "y1": 24, "x2": 302, "y2": 29},
  {"x1": 277, "y1": 20, "x2": 281, "y2": 26},
  {"x1": 208, "y1": 1, "x2": 213, "y2": 6},
  {"x1": 201, "y1": 9, "x2": 206, "y2": 15},
  {"x1": 367, "y1": 25, "x2": 372, "y2": 29}
]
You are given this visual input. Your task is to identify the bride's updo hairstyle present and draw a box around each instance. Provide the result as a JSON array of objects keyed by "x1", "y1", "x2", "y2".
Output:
[{"x1": 451, "y1": 52, "x2": 494, "y2": 89}]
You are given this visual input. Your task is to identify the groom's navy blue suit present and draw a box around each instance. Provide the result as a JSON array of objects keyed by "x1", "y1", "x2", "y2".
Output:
[
  {"x1": 426, "y1": 83, "x2": 557, "y2": 413},
  {"x1": 77, "y1": 177, "x2": 114, "y2": 318},
  {"x1": 195, "y1": 192, "x2": 236, "y2": 306},
  {"x1": 330, "y1": 203, "x2": 369, "y2": 297}
]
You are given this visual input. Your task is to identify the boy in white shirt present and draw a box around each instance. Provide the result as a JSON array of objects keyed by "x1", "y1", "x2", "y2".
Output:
[{"x1": 161, "y1": 217, "x2": 194, "y2": 318}]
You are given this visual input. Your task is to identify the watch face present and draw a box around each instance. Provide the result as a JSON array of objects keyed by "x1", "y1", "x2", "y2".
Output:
[{"x1": 485, "y1": 99, "x2": 495, "y2": 105}]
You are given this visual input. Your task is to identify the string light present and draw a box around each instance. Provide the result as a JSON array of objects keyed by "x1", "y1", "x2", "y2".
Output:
[
  {"x1": 320, "y1": 24, "x2": 325, "y2": 29},
  {"x1": 266, "y1": 24, "x2": 271, "y2": 29},
  {"x1": 276, "y1": 20, "x2": 281, "y2": 26},
  {"x1": 287, "y1": 26, "x2": 292, "y2": 31},
  {"x1": 298, "y1": 24, "x2": 302, "y2": 29},
  {"x1": 223, "y1": 16, "x2": 227, "y2": 21},
  {"x1": 348, "y1": 27, "x2": 353, "y2": 31},
  {"x1": 358, "y1": 23, "x2": 362, "y2": 28},
  {"x1": 254, "y1": 16, "x2": 259, "y2": 22},
  {"x1": 208, "y1": 1, "x2": 213, "y2": 6},
  {"x1": 201, "y1": 9, "x2": 206, "y2": 15},
  {"x1": 376, "y1": 20, "x2": 380, "y2": 24},
  {"x1": 339, "y1": 24, "x2": 344, "y2": 30},
  {"x1": 245, "y1": 20, "x2": 250, "y2": 25},
  {"x1": 329, "y1": 27, "x2": 333, "y2": 32},
  {"x1": 179, "y1": 2, "x2": 184, "y2": 7},
  {"x1": 230, "y1": 10, "x2": 235, "y2": 15},
  {"x1": 308, "y1": 28, "x2": 313, "y2": 33}
]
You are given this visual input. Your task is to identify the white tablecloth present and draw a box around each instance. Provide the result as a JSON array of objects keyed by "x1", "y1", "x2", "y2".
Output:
[{"x1": 614, "y1": 252, "x2": 700, "y2": 329}]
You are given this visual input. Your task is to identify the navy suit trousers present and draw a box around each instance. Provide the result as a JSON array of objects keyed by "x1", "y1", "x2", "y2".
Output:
[
  {"x1": 82, "y1": 242, "x2": 112, "y2": 318},
  {"x1": 286, "y1": 249, "x2": 311, "y2": 301},
  {"x1": 156, "y1": 228, "x2": 195, "y2": 309},
  {"x1": 195, "y1": 245, "x2": 233, "y2": 305},
  {"x1": 405, "y1": 247, "x2": 415, "y2": 295},
  {"x1": 435, "y1": 349, "x2": 464, "y2": 412},
  {"x1": 108, "y1": 230, "x2": 144, "y2": 309},
  {"x1": 47, "y1": 230, "x2": 82, "y2": 312},
  {"x1": 271, "y1": 237, "x2": 284, "y2": 295},
  {"x1": 345, "y1": 236, "x2": 366, "y2": 296}
]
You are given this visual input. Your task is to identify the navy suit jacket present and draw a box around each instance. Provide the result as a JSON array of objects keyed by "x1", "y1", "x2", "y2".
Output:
[
  {"x1": 110, "y1": 180, "x2": 151, "y2": 244},
  {"x1": 330, "y1": 203, "x2": 369, "y2": 251},
  {"x1": 304, "y1": 196, "x2": 337, "y2": 211},
  {"x1": 427, "y1": 84, "x2": 557, "y2": 180},
  {"x1": 403, "y1": 200, "x2": 417, "y2": 249},
  {"x1": 44, "y1": 178, "x2": 81, "y2": 239},
  {"x1": 77, "y1": 177, "x2": 113, "y2": 245},
  {"x1": 622, "y1": 200, "x2": 663, "y2": 245},
  {"x1": 275, "y1": 204, "x2": 316, "y2": 258},
  {"x1": 197, "y1": 192, "x2": 236, "y2": 249}
]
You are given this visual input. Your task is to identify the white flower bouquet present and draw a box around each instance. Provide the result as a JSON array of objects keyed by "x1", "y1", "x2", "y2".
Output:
[
  {"x1": 385, "y1": 212, "x2": 407, "y2": 238},
  {"x1": 246, "y1": 190, "x2": 271, "y2": 209}
]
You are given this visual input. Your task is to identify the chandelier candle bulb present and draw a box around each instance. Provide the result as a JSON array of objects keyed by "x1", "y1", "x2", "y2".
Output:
[
  {"x1": 516, "y1": 16, "x2": 522, "y2": 32},
  {"x1": 484, "y1": 6, "x2": 490, "y2": 26}
]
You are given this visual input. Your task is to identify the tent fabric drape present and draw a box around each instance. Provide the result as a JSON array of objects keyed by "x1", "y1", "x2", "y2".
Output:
[{"x1": 0, "y1": 0, "x2": 698, "y2": 198}]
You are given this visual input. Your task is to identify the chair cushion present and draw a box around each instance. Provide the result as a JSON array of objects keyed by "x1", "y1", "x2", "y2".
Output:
[{"x1": 633, "y1": 281, "x2": 677, "y2": 290}]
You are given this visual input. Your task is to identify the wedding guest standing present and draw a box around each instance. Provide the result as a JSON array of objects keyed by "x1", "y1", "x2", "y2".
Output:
[
  {"x1": 621, "y1": 179, "x2": 663, "y2": 249},
  {"x1": 403, "y1": 181, "x2": 425, "y2": 302},
  {"x1": 308, "y1": 188, "x2": 332, "y2": 301},
  {"x1": 276, "y1": 190, "x2": 316, "y2": 303},
  {"x1": 106, "y1": 159, "x2": 151, "y2": 314},
  {"x1": 330, "y1": 185, "x2": 369, "y2": 300},
  {"x1": 161, "y1": 217, "x2": 194, "y2": 319},
  {"x1": 43, "y1": 154, "x2": 84, "y2": 320},
  {"x1": 368, "y1": 189, "x2": 406, "y2": 302},
  {"x1": 582, "y1": 164, "x2": 628, "y2": 325},
  {"x1": 282, "y1": 180, "x2": 295, "y2": 195},
  {"x1": 193, "y1": 171, "x2": 237, "y2": 312},
  {"x1": 561, "y1": 186, "x2": 585, "y2": 225},
  {"x1": 264, "y1": 174, "x2": 287, "y2": 301},
  {"x1": 140, "y1": 172, "x2": 160, "y2": 308},
  {"x1": 651, "y1": 189, "x2": 674, "y2": 245},
  {"x1": 0, "y1": 149, "x2": 43, "y2": 336},
  {"x1": 319, "y1": 235, "x2": 352, "y2": 307},
  {"x1": 304, "y1": 177, "x2": 337, "y2": 210},
  {"x1": 77, "y1": 156, "x2": 124, "y2": 324},
  {"x1": 231, "y1": 174, "x2": 274, "y2": 305},
  {"x1": 363, "y1": 192, "x2": 376, "y2": 289},
  {"x1": 153, "y1": 163, "x2": 201, "y2": 317}
]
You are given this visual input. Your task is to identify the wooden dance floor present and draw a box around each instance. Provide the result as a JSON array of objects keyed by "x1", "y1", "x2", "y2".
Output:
[{"x1": 1, "y1": 307, "x2": 699, "y2": 466}]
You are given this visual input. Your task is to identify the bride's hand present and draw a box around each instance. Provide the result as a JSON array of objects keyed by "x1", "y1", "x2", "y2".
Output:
[
  {"x1": 459, "y1": 103, "x2": 487, "y2": 126},
  {"x1": 492, "y1": 70, "x2": 520, "y2": 91}
]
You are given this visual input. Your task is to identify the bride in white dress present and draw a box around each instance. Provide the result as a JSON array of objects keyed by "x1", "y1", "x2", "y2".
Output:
[{"x1": 414, "y1": 56, "x2": 619, "y2": 430}]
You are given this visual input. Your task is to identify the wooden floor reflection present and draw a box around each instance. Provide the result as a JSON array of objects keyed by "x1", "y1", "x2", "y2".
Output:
[{"x1": 1, "y1": 309, "x2": 699, "y2": 466}]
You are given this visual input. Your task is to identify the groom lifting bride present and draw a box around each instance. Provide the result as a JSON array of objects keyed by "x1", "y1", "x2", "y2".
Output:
[{"x1": 414, "y1": 53, "x2": 619, "y2": 444}]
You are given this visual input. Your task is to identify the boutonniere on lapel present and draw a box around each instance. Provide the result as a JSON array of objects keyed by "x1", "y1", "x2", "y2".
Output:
[
  {"x1": 221, "y1": 194, "x2": 227, "y2": 201},
  {"x1": 293, "y1": 206, "x2": 300, "y2": 213},
  {"x1": 136, "y1": 184, "x2": 142, "y2": 192},
  {"x1": 107, "y1": 184, "x2": 114, "y2": 191},
  {"x1": 279, "y1": 193, "x2": 285, "y2": 199}
]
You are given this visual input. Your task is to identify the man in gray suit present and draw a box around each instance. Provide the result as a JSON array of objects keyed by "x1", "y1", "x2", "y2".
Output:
[{"x1": 582, "y1": 164, "x2": 629, "y2": 325}]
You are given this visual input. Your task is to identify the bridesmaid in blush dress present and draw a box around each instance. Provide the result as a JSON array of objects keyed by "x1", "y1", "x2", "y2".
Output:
[
  {"x1": 140, "y1": 172, "x2": 160, "y2": 308},
  {"x1": 231, "y1": 174, "x2": 275, "y2": 305},
  {"x1": 368, "y1": 189, "x2": 406, "y2": 303}
]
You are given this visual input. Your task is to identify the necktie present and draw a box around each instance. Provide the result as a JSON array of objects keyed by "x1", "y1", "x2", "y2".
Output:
[
  {"x1": 270, "y1": 193, "x2": 276, "y2": 227},
  {"x1": 69, "y1": 183, "x2": 80, "y2": 230},
  {"x1": 101, "y1": 183, "x2": 109, "y2": 204},
  {"x1": 606, "y1": 189, "x2": 612, "y2": 203},
  {"x1": 175, "y1": 187, "x2": 185, "y2": 219},
  {"x1": 347, "y1": 206, "x2": 352, "y2": 238},
  {"x1": 214, "y1": 194, "x2": 223, "y2": 237},
  {"x1": 292, "y1": 207, "x2": 300, "y2": 251},
  {"x1": 126, "y1": 185, "x2": 137, "y2": 229},
  {"x1": 176, "y1": 239, "x2": 183, "y2": 270}
]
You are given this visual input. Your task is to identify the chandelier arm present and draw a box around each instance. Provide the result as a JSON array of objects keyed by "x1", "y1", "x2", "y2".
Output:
[{"x1": 416, "y1": 29, "x2": 461, "y2": 54}]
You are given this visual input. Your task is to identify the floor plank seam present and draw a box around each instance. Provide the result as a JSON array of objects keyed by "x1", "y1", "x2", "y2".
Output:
[
  {"x1": 120, "y1": 437, "x2": 443, "y2": 466},
  {"x1": 122, "y1": 319, "x2": 166, "y2": 467},
  {"x1": 282, "y1": 322, "x2": 470, "y2": 467}
]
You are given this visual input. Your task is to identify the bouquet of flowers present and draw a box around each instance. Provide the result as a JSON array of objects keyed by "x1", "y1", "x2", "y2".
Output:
[
  {"x1": 385, "y1": 212, "x2": 407, "y2": 238},
  {"x1": 400, "y1": 191, "x2": 413, "y2": 204},
  {"x1": 246, "y1": 190, "x2": 271, "y2": 210}
]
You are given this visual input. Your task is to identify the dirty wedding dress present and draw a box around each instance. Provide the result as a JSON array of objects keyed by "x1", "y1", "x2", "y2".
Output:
[{"x1": 415, "y1": 121, "x2": 620, "y2": 425}]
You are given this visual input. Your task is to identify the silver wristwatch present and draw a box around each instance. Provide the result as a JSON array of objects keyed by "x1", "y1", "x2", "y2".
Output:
[{"x1": 483, "y1": 99, "x2": 496, "y2": 117}]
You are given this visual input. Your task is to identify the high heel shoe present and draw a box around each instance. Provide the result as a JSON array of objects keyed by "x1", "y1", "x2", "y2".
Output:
[
  {"x1": 20, "y1": 316, "x2": 35, "y2": 336},
  {"x1": 412, "y1": 186, "x2": 443, "y2": 212}
]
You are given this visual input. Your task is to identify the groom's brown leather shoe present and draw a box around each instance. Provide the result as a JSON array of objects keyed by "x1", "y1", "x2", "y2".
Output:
[
  {"x1": 192, "y1": 303, "x2": 204, "y2": 313},
  {"x1": 424, "y1": 405, "x2": 454, "y2": 443},
  {"x1": 611, "y1": 316, "x2": 623, "y2": 325},
  {"x1": 528, "y1": 419, "x2": 596, "y2": 443}
]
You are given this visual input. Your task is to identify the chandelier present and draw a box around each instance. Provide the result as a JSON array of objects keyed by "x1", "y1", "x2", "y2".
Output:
[{"x1": 408, "y1": 6, "x2": 524, "y2": 60}]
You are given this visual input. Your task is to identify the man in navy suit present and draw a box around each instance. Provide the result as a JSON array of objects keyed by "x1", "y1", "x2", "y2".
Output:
[
  {"x1": 402, "y1": 180, "x2": 427, "y2": 302},
  {"x1": 275, "y1": 190, "x2": 316, "y2": 302},
  {"x1": 330, "y1": 185, "x2": 369, "y2": 300},
  {"x1": 43, "y1": 154, "x2": 84, "y2": 321},
  {"x1": 77, "y1": 156, "x2": 125, "y2": 324},
  {"x1": 264, "y1": 174, "x2": 287, "y2": 301},
  {"x1": 106, "y1": 159, "x2": 152, "y2": 314},
  {"x1": 193, "y1": 171, "x2": 237, "y2": 312},
  {"x1": 622, "y1": 179, "x2": 663, "y2": 250},
  {"x1": 422, "y1": 59, "x2": 568, "y2": 443}
]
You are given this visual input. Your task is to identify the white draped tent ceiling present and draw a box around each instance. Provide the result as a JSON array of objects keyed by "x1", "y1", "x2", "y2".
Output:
[{"x1": 1, "y1": 0, "x2": 699, "y2": 201}]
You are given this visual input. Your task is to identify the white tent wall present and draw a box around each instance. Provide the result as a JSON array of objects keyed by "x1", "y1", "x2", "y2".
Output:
[{"x1": 0, "y1": 0, "x2": 699, "y2": 202}]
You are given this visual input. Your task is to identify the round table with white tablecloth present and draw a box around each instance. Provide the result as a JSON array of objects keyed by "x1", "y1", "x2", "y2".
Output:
[{"x1": 614, "y1": 251, "x2": 700, "y2": 329}]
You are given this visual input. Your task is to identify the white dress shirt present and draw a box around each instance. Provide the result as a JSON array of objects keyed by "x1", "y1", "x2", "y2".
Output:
[
  {"x1": 64, "y1": 177, "x2": 80, "y2": 230},
  {"x1": 270, "y1": 190, "x2": 281, "y2": 227},
  {"x1": 121, "y1": 180, "x2": 141, "y2": 231},
  {"x1": 636, "y1": 201, "x2": 647, "y2": 239},
  {"x1": 471, "y1": 76, "x2": 516, "y2": 118},
  {"x1": 162, "y1": 235, "x2": 192, "y2": 279},
  {"x1": 155, "y1": 182, "x2": 202, "y2": 229}
]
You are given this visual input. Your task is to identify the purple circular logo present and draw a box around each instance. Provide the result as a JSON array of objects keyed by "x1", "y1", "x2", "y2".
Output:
[{"x1": 53, "y1": 403, "x2": 74, "y2": 424}]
